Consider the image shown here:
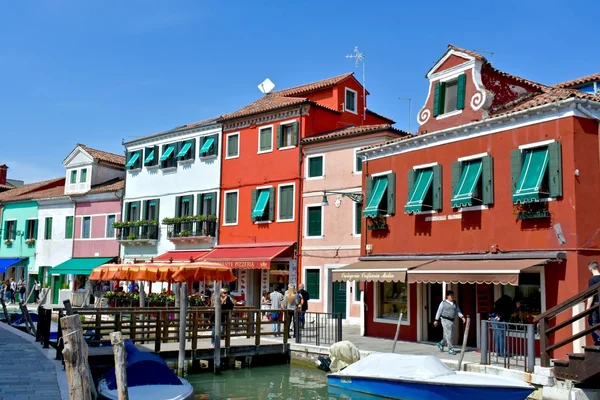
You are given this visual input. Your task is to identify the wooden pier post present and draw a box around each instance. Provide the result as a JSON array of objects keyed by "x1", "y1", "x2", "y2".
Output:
[
  {"x1": 177, "y1": 282, "x2": 188, "y2": 377},
  {"x1": 61, "y1": 314, "x2": 97, "y2": 400},
  {"x1": 110, "y1": 332, "x2": 129, "y2": 400},
  {"x1": 214, "y1": 280, "x2": 222, "y2": 375},
  {"x1": 457, "y1": 315, "x2": 471, "y2": 371},
  {"x1": 139, "y1": 281, "x2": 145, "y2": 308},
  {"x1": 1, "y1": 298, "x2": 11, "y2": 326},
  {"x1": 391, "y1": 312, "x2": 403, "y2": 353},
  {"x1": 20, "y1": 303, "x2": 36, "y2": 335}
]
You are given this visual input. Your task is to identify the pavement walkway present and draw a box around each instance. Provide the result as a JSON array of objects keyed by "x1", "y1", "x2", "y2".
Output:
[{"x1": 0, "y1": 323, "x2": 67, "y2": 400}]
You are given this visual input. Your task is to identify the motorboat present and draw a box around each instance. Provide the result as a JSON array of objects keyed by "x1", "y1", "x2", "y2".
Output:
[
  {"x1": 98, "y1": 341, "x2": 193, "y2": 400},
  {"x1": 327, "y1": 353, "x2": 534, "y2": 400}
]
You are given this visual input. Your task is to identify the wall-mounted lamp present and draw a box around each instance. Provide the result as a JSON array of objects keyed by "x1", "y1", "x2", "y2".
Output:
[{"x1": 320, "y1": 190, "x2": 363, "y2": 207}]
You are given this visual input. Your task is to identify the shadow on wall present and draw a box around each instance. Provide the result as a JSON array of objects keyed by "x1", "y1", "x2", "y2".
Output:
[
  {"x1": 461, "y1": 209, "x2": 482, "y2": 231},
  {"x1": 414, "y1": 217, "x2": 432, "y2": 236}
]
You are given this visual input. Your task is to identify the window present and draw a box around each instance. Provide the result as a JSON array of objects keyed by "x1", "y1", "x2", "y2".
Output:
[
  {"x1": 106, "y1": 215, "x2": 116, "y2": 238},
  {"x1": 81, "y1": 217, "x2": 91, "y2": 239},
  {"x1": 126, "y1": 150, "x2": 143, "y2": 169},
  {"x1": 126, "y1": 202, "x2": 141, "y2": 222},
  {"x1": 144, "y1": 146, "x2": 159, "y2": 167},
  {"x1": 70, "y1": 170, "x2": 77, "y2": 184},
  {"x1": 258, "y1": 126, "x2": 273, "y2": 153},
  {"x1": 197, "y1": 192, "x2": 217, "y2": 217},
  {"x1": 355, "y1": 282, "x2": 361, "y2": 302},
  {"x1": 306, "y1": 205, "x2": 323, "y2": 237},
  {"x1": 377, "y1": 281, "x2": 408, "y2": 322},
  {"x1": 345, "y1": 88, "x2": 357, "y2": 113},
  {"x1": 451, "y1": 155, "x2": 493, "y2": 208},
  {"x1": 176, "y1": 196, "x2": 194, "y2": 217},
  {"x1": 353, "y1": 202, "x2": 361, "y2": 236},
  {"x1": 224, "y1": 191, "x2": 238, "y2": 225},
  {"x1": 305, "y1": 269, "x2": 321, "y2": 301},
  {"x1": 26, "y1": 219, "x2": 37, "y2": 240},
  {"x1": 65, "y1": 216, "x2": 74, "y2": 239},
  {"x1": 501, "y1": 273, "x2": 542, "y2": 317},
  {"x1": 277, "y1": 122, "x2": 298, "y2": 149},
  {"x1": 278, "y1": 184, "x2": 294, "y2": 222},
  {"x1": 176, "y1": 139, "x2": 195, "y2": 161},
  {"x1": 307, "y1": 155, "x2": 324, "y2": 179},
  {"x1": 144, "y1": 199, "x2": 159, "y2": 221},
  {"x1": 512, "y1": 141, "x2": 562, "y2": 203},
  {"x1": 405, "y1": 165, "x2": 442, "y2": 214},
  {"x1": 200, "y1": 135, "x2": 218, "y2": 157},
  {"x1": 433, "y1": 74, "x2": 466, "y2": 117},
  {"x1": 354, "y1": 150, "x2": 363, "y2": 174},
  {"x1": 44, "y1": 217, "x2": 53, "y2": 240},
  {"x1": 226, "y1": 133, "x2": 239, "y2": 159},
  {"x1": 160, "y1": 143, "x2": 177, "y2": 169},
  {"x1": 364, "y1": 173, "x2": 396, "y2": 217},
  {"x1": 3, "y1": 220, "x2": 16, "y2": 241},
  {"x1": 80, "y1": 168, "x2": 87, "y2": 183},
  {"x1": 251, "y1": 187, "x2": 274, "y2": 222}
]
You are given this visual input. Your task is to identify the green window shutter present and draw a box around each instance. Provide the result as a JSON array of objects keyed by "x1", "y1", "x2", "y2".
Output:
[
  {"x1": 212, "y1": 135, "x2": 219, "y2": 157},
  {"x1": 386, "y1": 172, "x2": 396, "y2": 215},
  {"x1": 309, "y1": 156, "x2": 323, "y2": 177},
  {"x1": 292, "y1": 121, "x2": 299, "y2": 146},
  {"x1": 188, "y1": 196, "x2": 194, "y2": 216},
  {"x1": 45, "y1": 217, "x2": 53, "y2": 240},
  {"x1": 365, "y1": 177, "x2": 373, "y2": 207},
  {"x1": 510, "y1": 149, "x2": 523, "y2": 195},
  {"x1": 482, "y1": 155, "x2": 494, "y2": 205},
  {"x1": 548, "y1": 142, "x2": 563, "y2": 198},
  {"x1": 451, "y1": 161, "x2": 462, "y2": 199},
  {"x1": 433, "y1": 82, "x2": 442, "y2": 117},
  {"x1": 306, "y1": 270, "x2": 320, "y2": 300},
  {"x1": 197, "y1": 194, "x2": 204, "y2": 215},
  {"x1": 251, "y1": 189, "x2": 258, "y2": 221},
  {"x1": 142, "y1": 200, "x2": 148, "y2": 219},
  {"x1": 33, "y1": 219, "x2": 38, "y2": 240},
  {"x1": 12, "y1": 222, "x2": 16, "y2": 240},
  {"x1": 457, "y1": 74, "x2": 467, "y2": 110},
  {"x1": 407, "y1": 169, "x2": 415, "y2": 200},
  {"x1": 65, "y1": 216, "x2": 73, "y2": 239},
  {"x1": 80, "y1": 168, "x2": 87, "y2": 183},
  {"x1": 354, "y1": 202, "x2": 361, "y2": 235},
  {"x1": 432, "y1": 164, "x2": 443, "y2": 211},
  {"x1": 268, "y1": 187, "x2": 275, "y2": 221},
  {"x1": 277, "y1": 125, "x2": 283, "y2": 149},
  {"x1": 225, "y1": 193, "x2": 237, "y2": 224},
  {"x1": 70, "y1": 170, "x2": 77, "y2": 184},
  {"x1": 154, "y1": 199, "x2": 160, "y2": 221},
  {"x1": 307, "y1": 207, "x2": 322, "y2": 237},
  {"x1": 175, "y1": 196, "x2": 181, "y2": 218},
  {"x1": 279, "y1": 186, "x2": 293, "y2": 220}
]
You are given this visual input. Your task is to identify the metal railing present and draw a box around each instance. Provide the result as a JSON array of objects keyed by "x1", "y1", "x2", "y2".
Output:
[
  {"x1": 480, "y1": 320, "x2": 536, "y2": 372},
  {"x1": 119, "y1": 224, "x2": 159, "y2": 241},
  {"x1": 293, "y1": 311, "x2": 343, "y2": 346},
  {"x1": 166, "y1": 220, "x2": 217, "y2": 239}
]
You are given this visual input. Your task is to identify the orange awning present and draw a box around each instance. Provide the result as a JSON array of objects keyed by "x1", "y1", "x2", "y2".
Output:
[
  {"x1": 89, "y1": 262, "x2": 236, "y2": 283},
  {"x1": 407, "y1": 259, "x2": 549, "y2": 286},
  {"x1": 171, "y1": 263, "x2": 237, "y2": 282},
  {"x1": 203, "y1": 243, "x2": 294, "y2": 269},
  {"x1": 153, "y1": 251, "x2": 209, "y2": 262}
]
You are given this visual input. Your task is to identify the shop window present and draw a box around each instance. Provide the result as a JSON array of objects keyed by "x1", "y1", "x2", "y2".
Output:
[
  {"x1": 377, "y1": 281, "x2": 408, "y2": 322},
  {"x1": 501, "y1": 273, "x2": 542, "y2": 323}
]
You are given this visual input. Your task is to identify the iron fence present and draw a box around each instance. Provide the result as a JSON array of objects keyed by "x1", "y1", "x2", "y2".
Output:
[
  {"x1": 480, "y1": 320, "x2": 536, "y2": 372},
  {"x1": 293, "y1": 311, "x2": 343, "y2": 346}
]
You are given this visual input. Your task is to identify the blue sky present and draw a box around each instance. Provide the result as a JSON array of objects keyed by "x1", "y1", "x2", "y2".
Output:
[{"x1": 1, "y1": 0, "x2": 598, "y2": 182}]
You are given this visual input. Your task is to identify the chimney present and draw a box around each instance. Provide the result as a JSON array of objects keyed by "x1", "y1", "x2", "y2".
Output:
[{"x1": 0, "y1": 165, "x2": 7, "y2": 185}]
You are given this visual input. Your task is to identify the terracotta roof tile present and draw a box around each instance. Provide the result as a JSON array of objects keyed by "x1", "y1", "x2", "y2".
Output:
[
  {"x1": 0, "y1": 177, "x2": 65, "y2": 202},
  {"x1": 447, "y1": 44, "x2": 488, "y2": 62},
  {"x1": 555, "y1": 72, "x2": 600, "y2": 89},
  {"x1": 19, "y1": 186, "x2": 67, "y2": 201},
  {"x1": 301, "y1": 124, "x2": 407, "y2": 144},
  {"x1": 0, "y1": 184, "x2": 14, "y2": 190},
  {"x1": 77, "y1": 144, "x2": 125, "y2": 166},
  {"x1": 490, "y1": 87, "x2": 600, "y2": 117},
  {"x1": 222, "y1": 96, "x2": 308, "y2": 120},
  {"x1": 86, "y1": 179, "x2": 124, "y2": 195},
  {"x1": 272, "y1": 72, "x2": 354, "y2": 97}
]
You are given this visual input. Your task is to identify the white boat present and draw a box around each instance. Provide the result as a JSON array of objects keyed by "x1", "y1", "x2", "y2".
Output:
[
  {"x1": 327, "y1": 353, "x2": 534, "y2": 400},
  {"x1": 98, "y1": 341, "x2": 193, "y2": 400}
]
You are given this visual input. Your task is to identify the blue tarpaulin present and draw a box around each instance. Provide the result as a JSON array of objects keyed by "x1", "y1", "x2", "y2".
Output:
[{"x1": 0, "y1": 258, "x2": 25, "y2": 273}]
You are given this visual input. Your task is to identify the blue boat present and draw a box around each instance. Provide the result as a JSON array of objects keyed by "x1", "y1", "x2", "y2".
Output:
[
  {"x1": 327, "y1": 353, "x2": 534, "y2": 400},
  {"x1": 98, "y1": 341, "x2": 193, "y2": 400}
]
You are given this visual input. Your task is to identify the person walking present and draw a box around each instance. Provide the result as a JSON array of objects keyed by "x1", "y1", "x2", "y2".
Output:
[
  {"x1": 211, "y1": 288, "x2": 234, "y2": 346},
  {"x1": 284, "y1": 284, "x2": 301, "y2": 338},
  {"x1": 298, "y1": 284, "x2": 310, "y2": 329},
  {"x1": 586, "y1": 261, "x2": 600, "y2": 345},
  {"x1": 18, "y1": 278, "x2": 26, "y2": 304},
  {"x1": 270, "y1": 285, "x2": 284, "y2": 336},
  {"x1": 9, "y1": 279, "x2": 16, "y2": 304},
  {"x1": 33, "y1": 280, "x2": 41, "y2": 303},
  {"x1": 434, "y1": 290, "x2": 466, "y2": 355}
]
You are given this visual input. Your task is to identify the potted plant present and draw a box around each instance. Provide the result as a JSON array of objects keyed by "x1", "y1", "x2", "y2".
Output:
[
  {"x1": 513, "y1": 202, "x2": 550, "y2": 220},
  {"x1": 25, "y1": 238, "x2": 36, "y2": 245},
  {"x1": 367, "y1": 214, "x2": 388, "y2": 230},
  {"x1": 127, "y1": 234, "x2": 137, "y2": 240},
  {"x1": 178, "y1": 230, "x2": 192, "y2": 237},
  {"x1": 4, "y1": 239, "x2": 13, "y2": 246}
]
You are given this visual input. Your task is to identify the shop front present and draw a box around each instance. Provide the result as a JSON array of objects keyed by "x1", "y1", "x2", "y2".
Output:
[
  {"x1": 202, "y1": 242, "x2": 297, "y2": 307},
  {"x1": 50, "y1": 257, "x2": 115, "y2": 305}
]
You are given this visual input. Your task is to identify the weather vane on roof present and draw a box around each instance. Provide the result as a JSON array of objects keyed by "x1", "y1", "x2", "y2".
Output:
[{"x1": 345, "y1": 46, "x2": 366, "y2": 122}]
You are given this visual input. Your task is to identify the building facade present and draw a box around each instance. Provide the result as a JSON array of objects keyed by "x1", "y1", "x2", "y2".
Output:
[
  {"x1": 344, "y1": 45, "x2": 600, "y2": 360},
  {"x1": 300, "y1": 125, "x2": 405, "y2": 324}
]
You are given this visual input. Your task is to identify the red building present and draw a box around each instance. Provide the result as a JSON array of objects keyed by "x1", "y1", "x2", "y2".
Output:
[
  {"x1": 338, "y1": 45, "x2": 600, "y2": 359},
  {"x1": 205, "y1": 73, "x2": 392, "y2": 306}
]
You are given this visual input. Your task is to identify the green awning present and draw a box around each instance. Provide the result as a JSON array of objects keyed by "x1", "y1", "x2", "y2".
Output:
[
  {"x1": 51, "y1": 257, "x2": 114, "y2": 276},
  {"x1": 149, "y1": 201, "x2": 157, "y2": 206},
  {"x1": 160, "y1": 145, "x2": 175, "y2": 161},
  {"x1": 203, "y1": 194, "x2": 213, "y2": 199},
  {"x1": 144, "y1": 149, "x2": 155, "y2": 164},
  {"x1": 405, "y1": 168, "x2": 434, "y2": 214},
  {"x1": 125, "y1": 153, "x2": 139, "y2": 167},
  {"x1": 252, "y1": 190, "x2": 270, "y2": 217},
  {"x1": 451, "y1": 159, "x2": 483, "y2": 208},
  {"x1": 364, "y1": 177, "x2": 388, "y2": 217},
  {"x1": 177, "y1": 142, "x2": 192, "y2": 158},
  {"x1": 200, "y1": 137, "x2": 215, "y2": 154},
  {"x1": 513, "y1": 147, "x2": 549, "y2": 204}
]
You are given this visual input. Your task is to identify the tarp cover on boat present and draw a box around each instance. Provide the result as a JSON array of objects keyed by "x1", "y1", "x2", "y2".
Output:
[
  {"x1": 103, "y1": 341, "x2": 182, "y2": 390},
  {"x1": 329, "y1": 341, "x2": 362, "y2": 373},
  {"x1": 336, "y1": 353, "x2": 455, "y2": 381}
]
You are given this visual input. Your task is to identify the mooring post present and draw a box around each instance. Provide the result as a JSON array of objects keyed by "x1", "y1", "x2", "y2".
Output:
[
  {"x1": 391, "y1": 312, "x2": 404, "y2": 353},
  {"x1": 1, "y1": 298, "x2": 11, "y2": 326},
  {"x1": 61, "y1": 314, "x2": 97, "y2": 400},
  {"x1": 526, "y1": 323, "x2": 535, "y2": 373},
  {"x1": 63, "y1": 299, "x2": 73, "y2": 316},
  {"x1": 177, "y1": 282, "x2": 188, "y2": 377},
  {"x1": 457, "y1": 315, "x2": 471, "y2": 371},
  {"x1": 139, "y1": 281, "x2": 145, "y2": 308},
  {"x1": 110, "y1": 332, "x2": 129, "y2": 400},
  {"x1": 214, "y1": 280, "x2": 222, "y2": 375}
]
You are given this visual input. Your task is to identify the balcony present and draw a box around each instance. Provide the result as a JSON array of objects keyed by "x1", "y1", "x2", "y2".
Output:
[
  {"x1": 162, "y1": 216, "x2": 217, "y2": 244},
  {"x1": 115, "y1": 221, "x2": 159, "y2": 246}
]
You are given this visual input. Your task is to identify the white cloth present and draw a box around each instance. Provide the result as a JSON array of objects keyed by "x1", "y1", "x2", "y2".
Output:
[{"x1": 329, "y1": 341, "x2": 362, "y2": 373}]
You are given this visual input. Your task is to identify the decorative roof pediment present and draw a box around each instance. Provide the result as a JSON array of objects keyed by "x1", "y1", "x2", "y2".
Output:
[{"x1": 62, "y1": 146, "x2": 94, "y2": 167}]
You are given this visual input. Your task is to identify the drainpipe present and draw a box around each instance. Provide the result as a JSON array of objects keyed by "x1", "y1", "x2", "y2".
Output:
[{"x1": 296, "y1": 106, "x2": 304, "y2": 289}]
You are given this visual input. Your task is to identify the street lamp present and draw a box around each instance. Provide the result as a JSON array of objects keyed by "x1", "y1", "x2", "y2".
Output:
[{"x1": 320, "y1": 191, "x2": 363, "y2": 207}]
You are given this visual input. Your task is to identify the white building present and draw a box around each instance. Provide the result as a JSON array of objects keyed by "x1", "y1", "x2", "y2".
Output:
[{"x1": 121, "y1": 117, "x2": 222, "y2": 267}]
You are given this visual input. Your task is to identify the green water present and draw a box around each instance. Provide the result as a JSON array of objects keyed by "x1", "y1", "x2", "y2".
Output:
[{"x1": 186, "y1": 363, "x2": 379, "y2": 400}]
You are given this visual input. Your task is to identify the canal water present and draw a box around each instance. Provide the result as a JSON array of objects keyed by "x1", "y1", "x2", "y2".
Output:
[{"x1": 187, "y1": 362, "x2": 381, "y2": 399}]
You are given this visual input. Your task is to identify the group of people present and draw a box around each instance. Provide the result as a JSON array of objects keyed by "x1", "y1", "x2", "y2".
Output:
[
  {"x1": 264, "y1": 284, "x2": 310, "y2": 337},
  {"x1": 1, "y1": 278, "x2": 28, "y2": 304}
]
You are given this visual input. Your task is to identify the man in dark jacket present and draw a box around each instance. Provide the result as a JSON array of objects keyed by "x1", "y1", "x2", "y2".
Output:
[
  {"x1": 298, "y1": 284, "x2": 310, "y2": 328},
  {"x1": 211, "y1": 288, "x2": 234, "y2": 346}
]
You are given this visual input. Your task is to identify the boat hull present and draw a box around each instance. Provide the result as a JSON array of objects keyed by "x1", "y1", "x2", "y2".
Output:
[
  {"x1": 98, "y1": 377, "x2": 193, "y2": 400},
  {"x1": 327, "y1": 375, "x2": 533, "y2": 400}
]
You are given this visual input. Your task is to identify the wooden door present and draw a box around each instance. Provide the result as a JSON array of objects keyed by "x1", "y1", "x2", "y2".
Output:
[
  {"x1": 332, "y1": 281, "x2": 347, "y2": 319},
  {"x1": 427, "y1": 283, "x2": 443, "y2": 342}
]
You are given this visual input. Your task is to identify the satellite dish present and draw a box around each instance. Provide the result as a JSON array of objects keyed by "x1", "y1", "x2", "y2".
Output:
[{"x1": 258, "y1": 78, "x2": 275, "y2": 94}]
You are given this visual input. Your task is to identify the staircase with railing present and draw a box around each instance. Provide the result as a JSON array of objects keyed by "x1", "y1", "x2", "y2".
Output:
[{"x1": 533, "y1": 281, "x2": 600, "y2": 384}]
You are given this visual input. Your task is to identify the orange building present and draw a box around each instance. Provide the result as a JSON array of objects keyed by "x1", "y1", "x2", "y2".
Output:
[
  {"x1": 203, "y1": 73, "x2": 392, "y2": 306},
  {"x1": 337, "y1": 45, "x2": 600, "y2": 359}
]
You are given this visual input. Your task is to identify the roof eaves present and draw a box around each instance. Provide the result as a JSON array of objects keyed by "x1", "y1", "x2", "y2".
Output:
[{"x1": 123, "y1": 116, "x2": 221, "y2": 146}]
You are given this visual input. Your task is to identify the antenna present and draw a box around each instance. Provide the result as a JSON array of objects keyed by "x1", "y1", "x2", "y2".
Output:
[
  {"x1": 472, "y1": 49, "x2": 494, "y2": 63},
  {"x1": 398, "y1": 97, "x2": 412, "y2": 134},
  {"x1": 257, "y1": 78, "x2": 275, "y2": 94},
  {"x1": 346, "y1": 46, "x2": 366, "y2": 123}
]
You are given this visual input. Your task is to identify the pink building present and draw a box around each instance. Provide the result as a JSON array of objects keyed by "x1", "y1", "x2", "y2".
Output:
[{"x1": 299, "y1": 125, "x2": 405, "y2": 325}]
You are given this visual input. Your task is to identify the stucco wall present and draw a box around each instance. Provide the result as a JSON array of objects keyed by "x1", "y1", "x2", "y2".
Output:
[
  {"x1": 73, "y1": 199, "x2": 121, "y2": 258},
  {"x1": 0, "y1": 201, "x2": 39, "y2": 274},
  {"x1": 36, "y1": 200, "x2": 75, "y2": 268}
]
